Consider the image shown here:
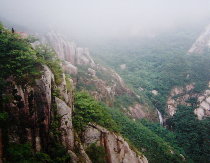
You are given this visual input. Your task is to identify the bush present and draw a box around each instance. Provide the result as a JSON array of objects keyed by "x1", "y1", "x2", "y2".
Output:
[
  {"x1": 0, "y1": 24, "x2": 40, "y2": 87},
  {"x1": 47, "y1": 142, "x2": 71, "y2": 163},
  {"x1": 35, "y1": 44, "x2": 63, "y2": 85},
  {"x1": 86, "y1": 143, "x2": 106, "y2": 163},
  {"x1": 6, "y1": 143, "x2": 34, "y2": 162},
  {"x1": 35, "y1": 152, "x2": 52, "y2": 162},
  {"x1": 167, "y1": 105, "x2": 210, "y2": 162},
  {"x1": 73, "y1": 91, "x2": 118, "y2": 133}
]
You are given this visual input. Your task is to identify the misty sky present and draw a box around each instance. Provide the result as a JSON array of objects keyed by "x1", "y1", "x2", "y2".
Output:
[{"x1": 0, "y1": 0, "x2": 210, "y2": 40}]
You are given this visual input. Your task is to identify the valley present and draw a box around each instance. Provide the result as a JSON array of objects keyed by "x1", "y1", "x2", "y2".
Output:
[{"x1": 0, "y1": 1, "x2": 210, "y2": 162}]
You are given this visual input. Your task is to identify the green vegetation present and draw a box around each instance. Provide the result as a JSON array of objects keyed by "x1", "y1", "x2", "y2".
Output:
[
  {"x1": 0, "y1": 24, "x2": 62, "y2": 105},
  {"x1": 76, "y1": 65, "x2": 97, "y2": 91},
  {"x1": 0, "y1": 24, "x2": 70, "y2": 163},
  {"x1": 107, "y1": 108, "x2": 186, "y2": 163},
  {"x1": 6, "y1": 143, "x2": 71, "y2": 163},
  {"x1": 114, "y1": 94, "x2": 140, "y2": 108},
  {"x1": 73, "y1": 91, "x2": 118, "y2": 133},
  {"x1": 65, "y1": 75, "x2": 73, "y2": 92},
  {"x1": 6, "y1": 143, "x2": 53, "y2": 163},
  {"x1": 50, "y1": 103, "x2": 62, "y2": 139},
  {"x1": 0, "y1": 23, "x2": 39, "y2": 88},
  {"x1": 47, "y1": 142, "x2": 71, "y2": 163},
  {"x1": 6, "y1": 143, "x2": 36, "y2": 163},
  {"x1": 86, "y1": 143, "x2": 106, "y2": 163},
  {"x1": 91, "y1": 30, "x2": 210, "y2": 115},
  {"x1": 167, "y1": 105, "x2": 210, "y2": 163},
  {"x1": 1, "y1": 22, "x2": 209, "y2": 163},
  {"x1": 91, "y1": 28, "x2": 210, "y2": 162},
  {"x1": 35, "y1": 44, "x2": 63, "y2": 85},
  {"x1": 0, "y1": 112, "x2": 8, "y2": 122}
]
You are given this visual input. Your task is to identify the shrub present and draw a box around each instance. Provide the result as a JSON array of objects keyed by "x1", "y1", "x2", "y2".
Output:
[
  {"x1": 73, "y1": 91, "x2": 118, "y2": 133},
  {"x1": 86, "y1": 143, "x2": 106, "y2": 163}
]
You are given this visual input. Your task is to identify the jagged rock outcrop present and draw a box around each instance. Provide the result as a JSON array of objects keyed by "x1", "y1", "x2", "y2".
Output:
[
  {"x1": 194, "y1": 90, "x2": 210, "y2": 120},
  {"x1": 83, "y1": 124, "x2": 148, "y2": 163},
  {"x1": 188, "y1": 24, "x2": 210, "y2": 54},
  {"x1": 167, "y1": 83, "x2": 210, "y2": 119},
  {"x1": 45, "y1": 32, "x2": 77, "y2": 64},
  {"x1": 167, "y1": 83, "x2": 195, "y2": 116},
  {"x1": 44, "y1": 31, "x2": 95, "y2": 67}
]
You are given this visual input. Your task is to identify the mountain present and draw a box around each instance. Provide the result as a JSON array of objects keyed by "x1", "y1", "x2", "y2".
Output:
[
  {"x1": 1, "y1": 20, "x2": 210, "y2": 162},
  {"x1": 0, "y1": 22, "x2": 192, "y2": 163},
  {"x1": 0, "y1": 25, "x2": 149, "y2": 163},
  {"x1": 167, "y1": 83, "x2": 210, "y2": 120},
  {"x1": 87, "y1": 26, "x2": 210, "y2": 162},
  {"x1": 188, "y1": 24, "x2": 210, "y2": 54},
  {"x1": 39, "y1": 31, "x2": 158, "y2": 121}
]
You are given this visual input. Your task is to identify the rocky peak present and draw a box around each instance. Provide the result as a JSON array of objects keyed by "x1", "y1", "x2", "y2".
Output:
[
  {"x1": 188, "y1": 24, "x2": 210, "y2": 54},
  {"x1": 44, "y1": 31, "x2": 95, "y2": 67}
]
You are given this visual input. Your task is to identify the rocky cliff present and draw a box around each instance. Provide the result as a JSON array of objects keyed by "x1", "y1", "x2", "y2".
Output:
[
  {"x1": 166, "y1": 83, "x2": 210, "y2": 120},
  {"x1": 188, "y1": 24, "x2": 210, "y2": 54},
  {"x1": 0, "y1": 30, "x2": 148, "y2": 163},
  {"x1": 83, "y1": 124, "x2": 148, "y2": 163},
  {"x1": 38, "y1": 31, "x2": 157, "y2": 121},
  {"x1": 5, "y1": 65, "x2": 55, "y2": 152},
  {"x1": 0, "y1": 63, "x2": 148, "y2": 163}
]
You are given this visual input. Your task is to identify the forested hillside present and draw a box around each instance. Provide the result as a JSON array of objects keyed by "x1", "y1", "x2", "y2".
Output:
[
  {"x1": 0, "y1": 23, "x2": 191, "y2": 163},
  {"x1": 90, "y1": 26, "x2": 210, "y2": 162},
  {"x1": 1, "y1": 0, "x2": 210, "y2": 162}
]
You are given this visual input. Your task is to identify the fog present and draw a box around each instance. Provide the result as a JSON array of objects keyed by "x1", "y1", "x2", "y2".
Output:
[{"x1": 0, "y1": 0, "x2": 210, "y2": 41}]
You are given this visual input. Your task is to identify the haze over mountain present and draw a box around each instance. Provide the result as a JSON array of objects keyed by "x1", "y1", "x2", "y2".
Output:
[
  {"x1": 0, "y1": 0, "x2": 210, "y2": 41},
  {"x1": 0, "y1": 1, "x2": 210, "y2": 163}
]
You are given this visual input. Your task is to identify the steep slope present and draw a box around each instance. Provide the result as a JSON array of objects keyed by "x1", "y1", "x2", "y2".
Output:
[
  {"x1": 0, "y1": 25, "x2": 148, "y2": 163},
  {"x1": 85, "y1": 28, "x2": 210, "y2": 162},
  {"x1": 38, "y1": 31, "x2": 158, "y2": 121},
  {"x1": 188, "y1": 24, "x2": 210, "y2": 54},
  {"x1": 166, "y1": 83, "x2": 210, "y2": 120}
]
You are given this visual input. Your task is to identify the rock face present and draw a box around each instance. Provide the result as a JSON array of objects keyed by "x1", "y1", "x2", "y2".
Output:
[
  {"x1": 63, "y1": 61, "x2": 78, "y2": 75},
  {"x1": 151, "y1": 90, "x2": 158, "y2": 96},
  {"x1": 188, "y1": 24, "x2": 210, "y2": 54},
  {"x1": 5, "y1": 65, "x2": 55, "y2": 152},
  {"x1": 44, "y1": 31, "x2": 95, "y2": 68},
  {"x1": 167, "y1": 84, "x2": 195, "y2": 116},
  {"x1": 167, "y1": 83, "x2": 210, "y2": 119},
  {"x1": 194, "y1": 90, "x2": 210, "y2": 120},
  {"x1": 120, "y1": 64, "x2": 126, "y2": 70},
  {"x1": 1, "y1": 31, "x2": 149, "y2": 163},
  {"x1": 42, "y1": 33, "x2": 148, "y2": 163},
  {"x1": 2, "y1": 65, "x2": 148, "y2": 163},
  {"x1": 45, "y1": 32, "x2": 77, "y2": 64},
  {"x1": 55, "y1": 97, "x2": 74, "y2": 150},
  {"x1": 128, "y1": 104, "x2": 149, "y2": 119},
  {"x1": 42, "y1": 31, "x2": 156, "y2": 121},
  {"x1": 83, "y1": 124, "x2": 148, "y2": 163}
]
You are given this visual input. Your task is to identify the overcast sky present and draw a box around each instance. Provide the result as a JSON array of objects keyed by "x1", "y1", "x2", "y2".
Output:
[{"x1": 0, "y1": 0, "x2": 210, "y2": 40}]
